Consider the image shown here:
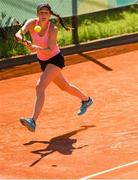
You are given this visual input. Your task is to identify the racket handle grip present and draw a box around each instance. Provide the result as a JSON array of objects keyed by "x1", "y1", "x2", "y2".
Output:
[{"x1": 14, "y1": 35, "x2": 31, "y2": 45}]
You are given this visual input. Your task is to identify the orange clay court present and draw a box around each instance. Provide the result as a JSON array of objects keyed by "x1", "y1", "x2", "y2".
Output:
[{"x1": 0, "y1": 43, "x2": 138, "y2": 179}]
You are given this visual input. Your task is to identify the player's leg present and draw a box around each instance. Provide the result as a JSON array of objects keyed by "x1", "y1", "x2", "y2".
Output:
[
  {"x1": 53, "y1": 71, "x2": 89, "y2": 101},
  {"x1": 20, "y1": 64, "x2": 61, "y2": 131},
  {"x1": 32, "y1": 64, "x2": 61, "y2": 120},
  {"x1": 53, "y1": 71, "x2": 93, "y2": 115}
]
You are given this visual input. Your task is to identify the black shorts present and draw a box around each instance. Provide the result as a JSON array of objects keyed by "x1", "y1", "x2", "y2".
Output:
[{"x1": 38, "y1": 52, "x2": 65, "y2": 71}]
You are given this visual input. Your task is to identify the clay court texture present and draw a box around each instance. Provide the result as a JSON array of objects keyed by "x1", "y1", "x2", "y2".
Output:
[{"x1": 0, "y1": 43, "x2": 138, "y2": 179}]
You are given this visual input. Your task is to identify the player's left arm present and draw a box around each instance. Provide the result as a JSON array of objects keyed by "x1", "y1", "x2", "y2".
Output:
[
  {"x1": 41, "y1": 25, "x2": 58, "y2": 54},
  {"x1": 47, "y1": 25, "x2": 58, "y2": 51}
]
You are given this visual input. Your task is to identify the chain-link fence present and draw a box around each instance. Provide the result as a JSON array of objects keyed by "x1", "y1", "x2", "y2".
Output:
[
  {"x1": 0, "y1": 0, "x2": 137, "y2": 59},
  {"x1": 0, "y1": 0, "x2": 137, "y2": 27}
]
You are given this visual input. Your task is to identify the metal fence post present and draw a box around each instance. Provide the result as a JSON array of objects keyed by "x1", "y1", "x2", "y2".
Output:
[{"x1": 72, "y1": 0, "x2": 79, "y2": 45}]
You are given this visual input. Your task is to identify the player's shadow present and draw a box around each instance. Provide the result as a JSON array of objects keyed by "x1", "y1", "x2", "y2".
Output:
[{"x1": 24, "y1": 125, "x2": 96, "y2": 167}]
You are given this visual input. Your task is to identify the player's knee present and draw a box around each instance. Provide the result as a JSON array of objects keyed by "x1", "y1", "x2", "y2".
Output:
[{"x1": 36, "y1": 83, "x2": 45, "y2": 95}]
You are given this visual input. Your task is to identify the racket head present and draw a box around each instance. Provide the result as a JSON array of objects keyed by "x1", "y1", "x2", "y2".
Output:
[{"x1": 11, "y1": 18, "x2": 26, "y2": 42}]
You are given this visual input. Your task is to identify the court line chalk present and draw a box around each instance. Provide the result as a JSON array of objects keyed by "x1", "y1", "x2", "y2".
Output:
[{"x1": 80, "y1": 160, "x2": 138, "y2": 179}]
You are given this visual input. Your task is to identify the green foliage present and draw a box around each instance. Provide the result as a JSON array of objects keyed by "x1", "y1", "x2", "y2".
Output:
[
  {"x1": 0, "y1": 4, "x2": 138, "y2": 58},
  {"x1": 78, "y1": 4, "x2": 138, "y2": 42},
  {"x1": 0, "y1": 12, "x2": 29, "y2": 59},
  {"x1": 58, "y1": 4, "x2": 138, "y2": 45},
  {"x1": 58, "y1": 27, "x2": 73, "y2": 46}
]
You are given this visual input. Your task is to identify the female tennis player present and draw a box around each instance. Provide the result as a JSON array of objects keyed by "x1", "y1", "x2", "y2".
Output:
[{"x1": 15, "y1": 3, "x2": 93, "y2": 132}]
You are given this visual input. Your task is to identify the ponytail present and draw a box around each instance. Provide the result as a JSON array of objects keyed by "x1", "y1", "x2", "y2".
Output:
[
  {"x1": 37, "y1": 3, "x2": 70, "y2": 31},
  {"x1": 50, "y1": 10, "x2": 70, "y2": 31}
]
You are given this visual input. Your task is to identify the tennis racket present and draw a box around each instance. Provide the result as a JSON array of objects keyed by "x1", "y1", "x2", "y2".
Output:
[{"x1": 11, "y1": 18, "x2": 27, "y2": 44}]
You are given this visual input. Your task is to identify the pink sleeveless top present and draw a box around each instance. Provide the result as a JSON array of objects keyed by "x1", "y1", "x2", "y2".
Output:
[{"x1": 30, "y1": 20, "x2": 60, "y2": 61}]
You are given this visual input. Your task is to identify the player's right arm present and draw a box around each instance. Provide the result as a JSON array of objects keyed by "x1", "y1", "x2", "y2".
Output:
[
  {"x1": 15, "y1": 19, "x2": 33, "y2": 44},
  {"x1": 15, "y1": 19, "x2": 38, "y2": 52},
  {"x1": 15, "y1": 19, "x2": 44, "y2": 52}
]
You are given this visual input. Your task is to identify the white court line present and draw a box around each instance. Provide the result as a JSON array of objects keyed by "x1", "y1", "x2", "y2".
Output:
[{"x1": 80, "y1": 160, "x2": 138, "y2": 179}]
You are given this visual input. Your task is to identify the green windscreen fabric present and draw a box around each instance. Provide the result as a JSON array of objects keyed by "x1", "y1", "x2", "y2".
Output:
[
  {"x1": 0, "y1": 0, "x2": 137, "y2": 27},
  {"x1": 77, "y1": 0, "x2": 137, "y2": 15}
]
